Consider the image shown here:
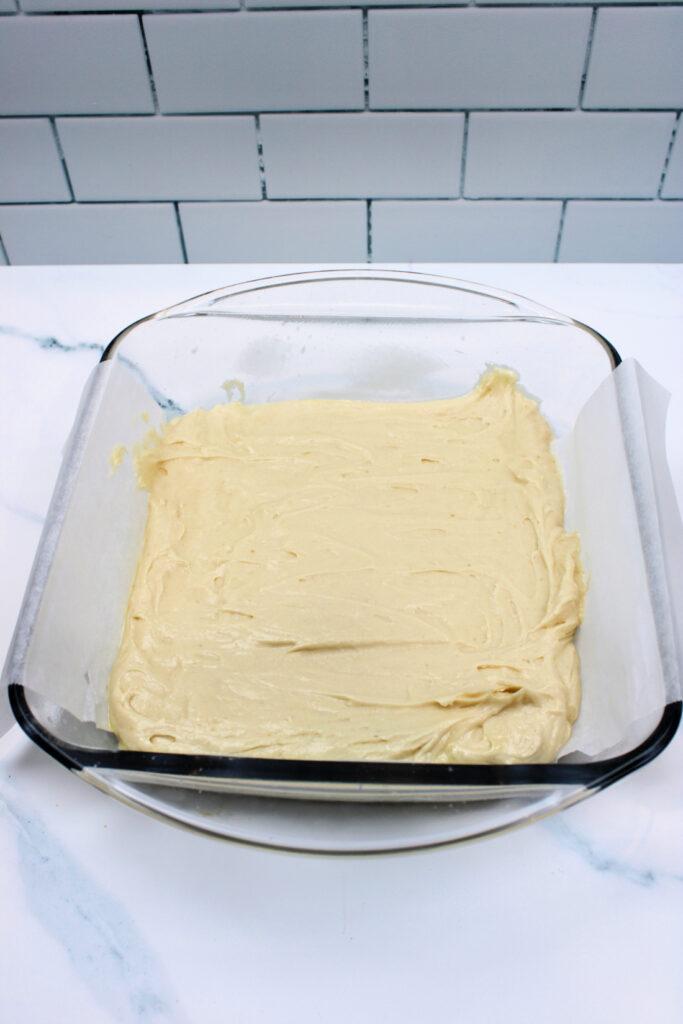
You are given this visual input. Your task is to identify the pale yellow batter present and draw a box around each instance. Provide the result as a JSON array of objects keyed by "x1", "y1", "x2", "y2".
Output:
[{"x1": 109, "y1": 369, "x2": 585, "y2": 763}]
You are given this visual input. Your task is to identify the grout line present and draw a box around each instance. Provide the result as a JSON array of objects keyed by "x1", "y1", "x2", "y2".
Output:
[
  {"x1": 12, "y1": 3, "x2": 683, "y2": 13},
  {"x1": 255, "y1": 114, "x2": 268, "y2": 199},
  {"x1": 0, "y1": 197, "x2": 680, "y2": 207},
  {"x1": 459, "y1": 112, "x2": 469, "y2": 198},
  {"x1": 138, "y1": 14, "x2": 160, "y2": 115},
  {"x1": 245, "y1": 3, "x2": 683, "y2": 7},
  {"x1": 0, "y1": 232, "x2": 9, "y2": 266},
  {"x1": 49, "y1": 118, "x2": 76, "y2": 202},
  {"x1": 658, "y1": 112, "x2": 681, "y2": 198},
  {"x1": 362, "y1": 9, "x2": 370, "y2": 111},
  {"x1": 85, "y1": 3, "x2": 683, "y2": 9},
  {"x1": 15, "y1": 6, "x2": 243, "y2": 13},
  {"x1": 173, "y1": 202, "x2": 189, "y2": 264},
  {"x1": 366, "y1": 199, "x2": 372, "y2": 262},
  {"x1": 578, "y1": 6, "x2": 598, "y2": 109},
  {"x1": 553, "y1": 200, "x2": 568, "y2": 263},
  {"x1": 1, "y1": 108, "x2": 682, "y2": 119}
]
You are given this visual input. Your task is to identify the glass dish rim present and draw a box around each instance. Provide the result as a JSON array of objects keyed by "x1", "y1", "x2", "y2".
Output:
[{"x1": 9, "y1": 268, "x2": 681, "y2": 795}]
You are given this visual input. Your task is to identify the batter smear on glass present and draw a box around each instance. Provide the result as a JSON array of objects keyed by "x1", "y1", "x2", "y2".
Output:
[{"x1": 109, "y1": 368, "x2": 586, "y2": 763}]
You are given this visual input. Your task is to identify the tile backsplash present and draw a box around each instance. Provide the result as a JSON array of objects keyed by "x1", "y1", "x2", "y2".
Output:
[{"x1": 0, "y1": 1, "x2": 681, "y2": 264}]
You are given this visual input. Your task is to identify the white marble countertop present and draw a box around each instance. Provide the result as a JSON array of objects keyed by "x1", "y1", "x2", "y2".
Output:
[{"x1": 1, "y1": 263, "x2": 682, "y2": 1024}]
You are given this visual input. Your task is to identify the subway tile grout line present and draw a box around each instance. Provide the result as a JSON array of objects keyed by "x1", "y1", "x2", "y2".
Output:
[
  {"x1": 658, "y1": 112, "x2": 681, "y2": 197},
  {"x1": 248, "y1": 3, "x2": 682, "y2": 7},
  {"x1": 49, "y1": 118, "x2": 76, "y2": 203},
  {"x1": 366, "y1": 199, "x2": 372, "y2": 262},
  {"x1": 553, "y1": 199, "x2": 568, "y2": 262},
  {"x1": 1, "y1": 197, "x2": 681, "y2": 206},
  {"x1": 173, "y1": 201, "x2": 189, "y2": 263},
  {"x1": 138, "y1": 13, "x2": 160, "y2": 116},
  {"x1": 459, "y1": 112, "x2": 469, "y2": 197},
  {"x1": 2, "y1": 108, "x2": 683, "y2": 119},
  {"x1": 227, "y1": 3, "x2": 683, "y2": 7},
  {"x1": 578, "y1": 6, "x2": 598, "y2": 109},
  {"x1": 362, "y1": 9, "x2": 370, "y2": 111},
  {"x1": 254, "y1": 114, "x2": 268, "y2": 199},
  {"x1": 9, "y1": 3, "x2": 683, "y2": 14}
]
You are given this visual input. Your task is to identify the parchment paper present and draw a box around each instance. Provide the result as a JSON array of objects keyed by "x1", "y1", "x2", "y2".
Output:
[
  {"x1": 556, "y1": 361, "x2": 682, "y2": 756},
  {"x1": 14, "y1": 358, "x2": 683, "y2": 760},
  {"x1": 19, "y1": 363, "x2": 163, "y2": 728}
]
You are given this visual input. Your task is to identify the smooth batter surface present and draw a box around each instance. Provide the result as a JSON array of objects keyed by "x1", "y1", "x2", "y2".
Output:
[{"x1": 109, "y1": 369, "x2": 585, "y2": 763}]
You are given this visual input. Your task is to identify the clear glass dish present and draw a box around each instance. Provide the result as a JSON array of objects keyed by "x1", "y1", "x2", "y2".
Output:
[{"x1": 6, "y1": 269, "x2": 681, "y2": 854}]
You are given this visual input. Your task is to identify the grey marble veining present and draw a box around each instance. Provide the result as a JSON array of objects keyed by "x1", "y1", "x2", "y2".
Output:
[
  {"x1": 0, "y1": 780, "x2": 184, "y2": 1022},
  {"x1": 546, "y1": 817, "x2": 683, "y2": 888},
  {"x1": 0, "y1": 322, "x2": 183, "y2": 414},
  {"x1": 0, "y1": 499, "x2": 45, "y2": 526},
  {"x1": 0, "y1": 323, "x2": 104, "y2": 355}
]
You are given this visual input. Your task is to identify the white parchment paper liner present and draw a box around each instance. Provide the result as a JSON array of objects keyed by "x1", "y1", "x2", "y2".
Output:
[{"x1": 7, "y1": 358, "x2": 683, "y2": 761}]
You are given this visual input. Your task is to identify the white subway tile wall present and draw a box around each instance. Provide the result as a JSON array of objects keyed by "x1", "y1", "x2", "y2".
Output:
[
  {"x1": 1, "y1": 2, "x2": 681, "y2": 263},
  {"x1": 372, "y1": 201, "x2": 562, "y2": 260},
  {"x1": 261, "y1": 114, "x2": 464, "y2": 197},
  {"x1": 0, "y1": 16, "x2": 154, "y2": 115},
  {"x1": 180, "y1": 201, "x2": 367, "y2": 260},
  {"x1": 583, "y1": 9, "x2": 683, "y2": 110},
  {"x1": 368, "y1": 10, "x2": 591, "y2": 109},
  {"x1": 465, "y1": 112, "x2": 676, "y2": 198},
  {"x1": 0, "y1": 120, "x2": 70, "y2": 202},
  {"x1": 662, "y1": 130, "x2": 683, "y2": 199},
  {"x1": 143, "y1": 12, "x2": 364, "y2": 113},
  {"x1": 0, "y1": 204, "x2": 183, "y2": 264},
  {"x1": 560, "y1": 202, "x2": 683, "y2": 261},
  {"x1": 56, "y1": 117, "x2": 261, "y2": 201}
]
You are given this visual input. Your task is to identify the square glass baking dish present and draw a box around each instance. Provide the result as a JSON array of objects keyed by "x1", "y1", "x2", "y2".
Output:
[{"x1": 5, "y1": 269, "x2": 681, "y2": 851}]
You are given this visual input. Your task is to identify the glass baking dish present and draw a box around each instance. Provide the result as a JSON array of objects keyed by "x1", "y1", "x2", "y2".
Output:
[{"x1": 5, "y1": 269, "x2": 681, "y2": 853}]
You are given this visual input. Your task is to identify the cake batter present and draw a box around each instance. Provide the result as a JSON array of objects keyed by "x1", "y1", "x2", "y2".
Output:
[{"x1": 109, "y1": 369, "x2": 585, "y2": 763}]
